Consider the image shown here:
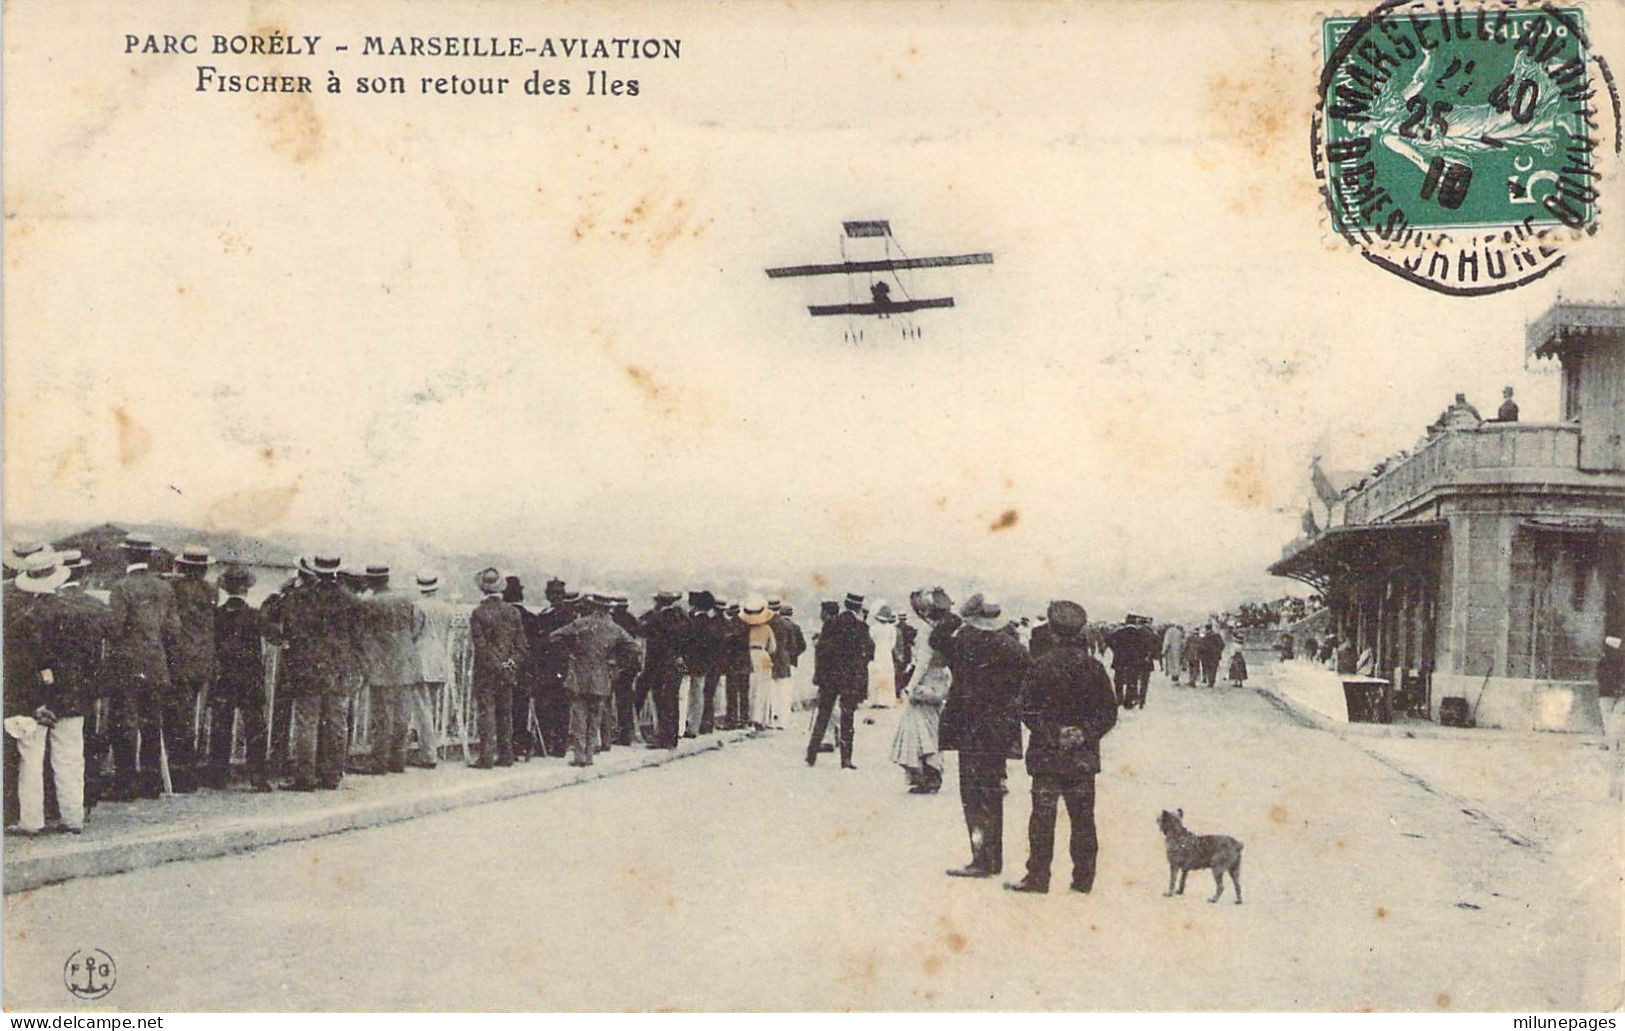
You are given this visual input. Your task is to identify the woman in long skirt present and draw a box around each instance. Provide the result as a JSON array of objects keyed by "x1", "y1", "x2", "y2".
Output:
[
  {"x1": 741, "y1": 595, "x2": 778, "y2": 728},
  {"x1": 890, "y1": 588, "x2": 952, "y2": 793}
]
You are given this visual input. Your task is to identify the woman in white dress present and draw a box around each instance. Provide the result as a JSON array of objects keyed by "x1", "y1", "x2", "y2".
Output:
[
  {"x1": 891, "y1": 587, "x2": 952, "y2": 792},
  {"x1": 741, "y1": 595, "x2": 778, "y2": 728},
  {"x1": 868, "y1": 602, "x2": 898, "y2": 707}
]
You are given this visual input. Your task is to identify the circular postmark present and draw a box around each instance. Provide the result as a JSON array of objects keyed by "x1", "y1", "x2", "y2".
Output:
[
  {"x1": 1313, "y1": 0, "x2": 1622, "y2": 295},
  {"x1": 63, "y1": 948, "x2": 117, "y2": 1001}
]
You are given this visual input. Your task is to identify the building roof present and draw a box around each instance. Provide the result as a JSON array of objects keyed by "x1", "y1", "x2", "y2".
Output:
[
  {"x1": 1268, "y1": 520, "x2": 1447, "y2": 592},
  {"x1": 1527, "y1": 301, "x2": 1625, "y2": 360}
]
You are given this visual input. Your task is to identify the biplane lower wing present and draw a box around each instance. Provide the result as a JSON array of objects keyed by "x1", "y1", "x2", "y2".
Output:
[{"x1": 807, "y1": 297, "x2": 956, "y2": 317}]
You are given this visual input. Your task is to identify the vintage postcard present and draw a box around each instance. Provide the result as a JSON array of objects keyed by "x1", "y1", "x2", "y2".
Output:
[{"x1": 3, "y1": 0, "x2": 1623, "y2": 1015}]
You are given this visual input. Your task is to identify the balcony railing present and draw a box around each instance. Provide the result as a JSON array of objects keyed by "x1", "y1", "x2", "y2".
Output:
[{"x1": 1343, "y1": 422, "x2": 1580, "y2": 525}]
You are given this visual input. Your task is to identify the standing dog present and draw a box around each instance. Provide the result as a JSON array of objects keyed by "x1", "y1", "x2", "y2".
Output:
[{"x1": 1157, "y1": 808, "x2": 1243, "y2": 904}]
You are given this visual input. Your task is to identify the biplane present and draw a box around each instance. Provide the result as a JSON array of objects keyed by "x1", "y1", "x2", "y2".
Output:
[{"x1": 765, "y1": 221, "x2": 992, "y2": 340}]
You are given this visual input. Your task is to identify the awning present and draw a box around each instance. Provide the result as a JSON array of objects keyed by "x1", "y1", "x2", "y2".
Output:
[
  {"x1": 1521, "y1": 517, "x2": 1625, "y2": 535},
  {"x1": 1268, "y1": 520, "x2": 1447, "y2": 593}
]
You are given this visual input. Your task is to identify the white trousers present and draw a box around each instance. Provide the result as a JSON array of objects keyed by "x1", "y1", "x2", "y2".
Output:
[{"x1": 12, "y1": 716, "x2": 85, "y2": 831}]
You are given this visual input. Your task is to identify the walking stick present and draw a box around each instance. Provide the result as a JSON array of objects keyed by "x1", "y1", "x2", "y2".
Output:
[{"x1": 157, "y1": 718, "x2": 175, "y2": 796}]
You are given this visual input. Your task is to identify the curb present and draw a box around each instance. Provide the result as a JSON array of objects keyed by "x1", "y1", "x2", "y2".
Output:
[
  {"x1": 3, "y1": 730, "x2": 757, "y2": 895},
  {"x1": 1251, "y1": 682, "x2": 1542, "y2": 850},
  {"x1": 1252, "y1": 678, "x2": 1619, "y2": 746}
]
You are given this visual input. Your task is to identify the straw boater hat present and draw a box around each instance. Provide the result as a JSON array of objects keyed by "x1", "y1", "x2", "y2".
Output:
[
  {"x1": 740, "y1": 594, "x2": 774, "y2": 625},
  {"x1": 365, "y1": 563, "x2": 391, "y2": 582},
  {"x1": 654, "y1": 588, "x2": 681, "y2": 605},
  {"x1": 3, "y1": 540, "x2": 44, "y2": 571},
  {"x1": 767, "y1": 595, "x2": 783, "y2": 612},
  {"x1": 416, "y1": 571, "x2": 440, "y2": 592},
  {"x1": 301, "y1": 553, "x2": 342, "y2": 576},
  {"x1": 174, "y1": 544, "x2": 213, "y2": 568},
  {"x1": 475, "y1": 567, "x2": 504, "y2": 595},
  {"x1": 844, "y1": 592, "x2": 865, "y2": 613},
  {"x1": 967, "y1": 596, "x2": 1006, "y2": 632},
  {"x1": 121, "y1": 533, "x2": 156, "y2": 553},
  {"x1": 15, "y1": 550, "x2": 70, "y2": 594},
  {"x1": 57, "y1": 548, "x2": 90, "y2": 571}
]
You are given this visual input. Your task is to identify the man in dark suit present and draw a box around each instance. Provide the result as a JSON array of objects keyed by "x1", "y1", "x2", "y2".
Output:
[
  {"x1": 532, "y1": 579, "x2": 575, "y2": 757},
  {"x1": 502, "y1": 576, "x2": 544, "y2": 759},
  {"x1": 638, "y1": 591, "x2": 689, "y2": 749},
  {"x1": 1106, "y1": 615, "x2": 1156, "y2": 709},
  {"x1": 278, "y1": 555, "x2": 364, "y2": 790},
  {"x1": 934, "y1": 595, "x2": 1031, "y2": 877},
  {"x1": 804, "y1": 593, "x2": 874, "y2": 770},
  {"x1": 1006, "y1": 600, "x2": 1118, "y2": 894},
  {"x1": 106, "y1": 534, "x2": 184, "y2": 799},
  {"x1": 470, "y1": 567, "x2": 528, "y2": 768},
  {"x1": 207, "y1": 567, "x2": 270, "y2": 790}
]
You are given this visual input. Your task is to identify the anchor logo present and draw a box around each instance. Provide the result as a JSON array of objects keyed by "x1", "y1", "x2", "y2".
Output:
[{"x1": 63, "y1": 948, "x2": 117, "y2": 1000}]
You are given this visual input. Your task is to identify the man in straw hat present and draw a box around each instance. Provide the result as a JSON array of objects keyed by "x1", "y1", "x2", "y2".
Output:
[
  {"x1": 407, "y1": 572, "x2": 451, "y2": 768},
  {"x1": 105, "y1": 533, "x2": 183, "y2": 800},
  {"x1": 358, "y1": 564, "x2": 423, "y2": 775},
  {"x1": 470, "y1": 567, "x2": 528, "y2": 769},
  {"x1": 638, "y1": 589, "x2": 689, "y2": 748},
  {"x1": 551, "y1": 589, "x2": 638, "y2": 766},
  {"x1": 805, "y1": 592, "x2": 874, "y2": 769},
  {"x1": 934, "y1": 593, "x2": 1032, "y2": 877},
  {"x1": 5, "y1": 551, "x2": 84, "y2": 832},
  {"x1": 166, "y1": 544, "x2": 219, "y2": 793},
  {"x1": 278, "y1": 554, "x2": 364, "y2": 790},
  {"x1": 48, "y1": 549, "x2": 111, "y2": 812},
  {"x1": 205, "y1": 567, "x2": 271, "y2": 791},
  {"x1": 1006, "y1": 601, "x2": 1117, "y2": 894}
]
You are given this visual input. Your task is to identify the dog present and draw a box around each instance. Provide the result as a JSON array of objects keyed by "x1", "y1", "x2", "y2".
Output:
[{"x1": 1157, "y1": 808, "x2": 1243, "y2": 904}]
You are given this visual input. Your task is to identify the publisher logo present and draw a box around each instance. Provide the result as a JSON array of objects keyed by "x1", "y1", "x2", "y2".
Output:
[{"x1": 64, "y1": 948, "x2": 116, "y2": 1001}]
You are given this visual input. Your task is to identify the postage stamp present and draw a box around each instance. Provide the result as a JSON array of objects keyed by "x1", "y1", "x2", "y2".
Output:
[{"x1": 1313, "y1": 0, "x2": 1621, "y2": 295}]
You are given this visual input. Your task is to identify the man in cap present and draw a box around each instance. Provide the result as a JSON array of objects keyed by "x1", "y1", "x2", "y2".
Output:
[
  {"x1": 206, "y1": 567, "x2": 270, "y2": 790},
  {"x1": 768, "y1": 598, "x2": 804, "y2": 729},
  {"x1": 805, "y1": 593, "x2": 874, "y2": 769},
  {"x1": 638, "y1": 590, "x2": 689, "y2": 749},
  {"x1": 531, "y1": 579, "x2": 576, "y2": 758},
  {"x1": 278, "y1": 554, "x2": 364, "y2": 790},
  {"x1": 471, "y1": 568, "x2": 528, "y2": 768},
  {"x1": 407, "y1": 572, "x2": 451, "y2": 767},
  {"x1": 934, "y1": 594, "x2": 1032, "y2": 877},
  {"x1": 551, "y1": 590, "x2": 639, "y2": 766},
  {"x1": 106, "y1": 534, "x2": 184, "y2": 799},
  {"x1": 606, "y1": 592, "x2": 644, "y2": 746},
  {"x1": 1006, "y1": 601, "x2": 1117, "y2": 894},
  {"x1": 721, "y1": 600, "x2": 756, "y2": 730},
  {"x1": 358, "y1": 564, "x2": 423, "y2": 774}
]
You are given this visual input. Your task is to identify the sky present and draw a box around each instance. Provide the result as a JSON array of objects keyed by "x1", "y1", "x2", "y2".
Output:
[{"x1": 5, "y1": 0, "x2": 1622, "y2": 620}]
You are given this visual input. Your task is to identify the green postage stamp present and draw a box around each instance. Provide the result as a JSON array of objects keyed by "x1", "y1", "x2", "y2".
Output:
[{"x1": 1314, "y1": 1, "x2": 1620, "y2": 295}]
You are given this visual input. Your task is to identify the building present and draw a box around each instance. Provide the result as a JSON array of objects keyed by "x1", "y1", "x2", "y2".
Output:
[{"x1": 1270, "y1": 302, "x2": 1624, "y2": 733}]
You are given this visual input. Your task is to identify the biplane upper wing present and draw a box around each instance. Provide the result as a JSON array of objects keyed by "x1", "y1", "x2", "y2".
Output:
[
  {"x1": 765, "y1": 253, "x2": 994, "y2": 279},
  {"x1": 807, "y1": 297, "x2": 956, "y2": 317}
]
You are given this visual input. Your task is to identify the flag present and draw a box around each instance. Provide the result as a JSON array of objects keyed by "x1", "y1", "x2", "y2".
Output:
[{"x1": 1310, "y1": 456, "x2": 1343, "y2": 510}]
